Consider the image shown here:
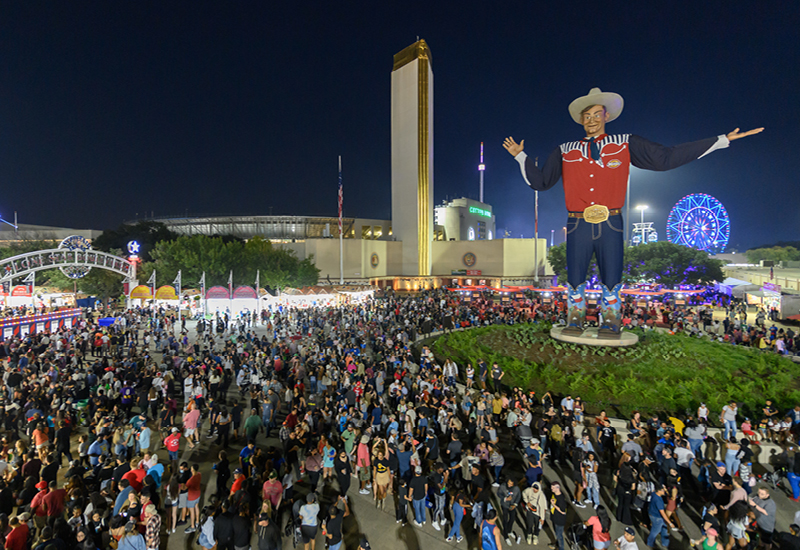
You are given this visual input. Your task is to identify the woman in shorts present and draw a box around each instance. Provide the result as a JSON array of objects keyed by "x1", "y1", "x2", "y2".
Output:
[
  {"x1": 322, "y1": 438, "x2": 336, "y2": 483},
  {"x1": 164, "y1": 475, "x2": 180, "y2": 534},
  {"x1": 724, "y1": 501, "x2": 750, "y2": 550}
]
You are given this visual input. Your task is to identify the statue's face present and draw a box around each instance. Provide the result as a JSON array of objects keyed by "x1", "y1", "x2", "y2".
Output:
[{"x1": 581, "y1": 105, "x2": 609, "y2": 137}]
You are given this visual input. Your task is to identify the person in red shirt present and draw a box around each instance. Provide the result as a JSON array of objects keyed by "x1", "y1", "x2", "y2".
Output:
[
  {"x1": 30, "y1": 481, "x2": 49, "y2": 534},
  {"x1": 122, "y1": 459, "x2": 147, "y2": 493},
  {"x1": 229, "y1": 468, "x2": 245, "y2": 496},
  {"x1": 42, "y1": 481, "x2": 66, "y2": 522},
  {"x1": 163, "y1": 427, "x2": 181, "y2": 463},
  {"x1": 184, "y1": 464, "x2": 202, "y2": 534},
  {"x1": 5, "y1": 516, "x2": 30, "y2": 550},
  {"x1": 262, "y1": 470, "x2": 283, "y2": 509}
]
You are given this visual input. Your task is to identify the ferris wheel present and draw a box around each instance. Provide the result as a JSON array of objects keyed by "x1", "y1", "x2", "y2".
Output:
[{"x1": 665, "y1": 193, "x2": 730, "y2": 253}]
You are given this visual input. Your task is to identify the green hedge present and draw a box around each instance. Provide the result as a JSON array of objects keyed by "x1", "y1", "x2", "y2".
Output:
[{"x1": 432, "y1": 323, "x2": 800, "y2": 418}]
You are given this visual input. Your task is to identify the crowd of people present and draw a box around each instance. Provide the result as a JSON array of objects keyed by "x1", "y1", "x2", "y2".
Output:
[{"x1": 0, "y1": 288, "x2": 797, "y2": 550}]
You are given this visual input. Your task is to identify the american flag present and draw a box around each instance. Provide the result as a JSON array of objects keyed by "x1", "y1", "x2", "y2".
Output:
[{"x1": 338, "y1": 156, "x2": 343, "y2": 235}]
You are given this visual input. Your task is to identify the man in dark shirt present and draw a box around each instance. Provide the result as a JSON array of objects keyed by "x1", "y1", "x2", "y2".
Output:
[
  {"x1": 231, "y1": 508, "x2": 250, "y2": 550},
  {"x1": 21, "y1": 453, "x2": 42, "y2": 480},
  {"x1": 323, "y1": 497, "x2": 350, "y2": 550},
  {"x1": 40, "y1": 454, "x2": 59, "y2": 485},
  {"x1": 214, "y1": 501, "x2": 235, "y2": 550},
  {"x1": 54, "y1": 421, "x2": 72, "y2": 465},
  {"x1": 409, "y1": 467, "x2": 428, "y2": 527},
  {"x1": 113, "y1": 456, "x2": 131, "y2": 489},
  {"x1": 708, "y1": 462, "x2": 732, "y2": 506},
  {"x1": 777, "y1": 524, "x2": 800, "y2": 550},
  {"x1": 256, "y1": 513, "x2": 281, "y2": 550},
  {"x1": 548, "y1": 482, "x2": 568, "y2": 550},
  {"x1": 424, "y1": 430, "x2": 440, "y2": 466}
]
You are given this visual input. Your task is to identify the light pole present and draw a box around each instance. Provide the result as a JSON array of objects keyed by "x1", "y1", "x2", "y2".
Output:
[
  {"x1": 562, "y1": 226, "x2": 567, "y2": 243},
  {"x1": 550, "y1": 229, "x2": 554, "y2": 247},
  {"x1": 636, "y1": 205, "x2": 648, "y2": 245}
]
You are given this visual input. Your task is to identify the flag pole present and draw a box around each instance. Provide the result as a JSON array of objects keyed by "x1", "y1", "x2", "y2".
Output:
[
  {"x1": 534, "y1": 157, "x2": 539, "y2": 284},
  {"x1": 201, "y1": 272, "x2": 207, "y2": 318},
  {"x1": 255, "y1": 269, "x2": 260, "y2": 321},
  {"x1": 338, "y1": 156, "x2": 344, "y2": 285}
]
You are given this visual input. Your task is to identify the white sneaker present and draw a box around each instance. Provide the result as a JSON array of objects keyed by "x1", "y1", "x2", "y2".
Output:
[
  {"x1": 573, "y1": 501, "x2": 586, "y2": 508},
  {"x1": 447, "y1": 536, "x2": 453, "y2": 542},
  {"x1": 583, "y1": 499, "x2": 592, "y2": 504},
  {"x1": 533, "y1": 535, "x2": 539, "y2": 545},
  {"x1": 432, "y1": 521, "x2": 441, "y2": 531},
  {"x1": 506, "y1": 537, "x2": 514, "y2": 546},
  {"x1": 457, "y1": 537, "x2": 464, "y2": 543},
  {"x1": 414, "y1": 521, "x2": 423, "y2": 527},
  {"x1": 492, "y1": 482, "x2": 500, "y2": 487}
]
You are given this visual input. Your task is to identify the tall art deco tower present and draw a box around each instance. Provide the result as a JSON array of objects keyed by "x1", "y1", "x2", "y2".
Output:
[{"x1": 391, "y1": 39, "x2": 433, "y2": 277}]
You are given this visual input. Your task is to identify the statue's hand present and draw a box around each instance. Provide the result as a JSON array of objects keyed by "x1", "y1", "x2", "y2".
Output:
[
  {"x1": 503, "y1": 137, "x2": 524, "y2": 157},
  {"x1": 726, "y1": 127, "x2": 764, "y2": 141}
]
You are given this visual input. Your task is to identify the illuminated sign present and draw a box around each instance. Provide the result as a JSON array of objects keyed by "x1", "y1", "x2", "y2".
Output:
[{"x1": 469, "y1": 206, "x2": 492, "y2": 218}]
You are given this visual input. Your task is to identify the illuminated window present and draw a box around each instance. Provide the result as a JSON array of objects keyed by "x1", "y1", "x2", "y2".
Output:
[
  {"x1": 373, "y1": 226, "x2": 382, "y2": 239},
  {"x1": 468, "y1": 227, "x2": 475, "y2": 241},
  {"x1": 488, "y1": 230, "x2": 493, "y2": 240},
  {"x1": 361, "y1": 226, "x2": 372, "y2": 239}
]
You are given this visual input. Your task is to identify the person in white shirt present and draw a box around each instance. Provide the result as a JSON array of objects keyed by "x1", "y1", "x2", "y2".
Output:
[{"x1": 615, "y1": 527, "x2": 639, "y2": 550}]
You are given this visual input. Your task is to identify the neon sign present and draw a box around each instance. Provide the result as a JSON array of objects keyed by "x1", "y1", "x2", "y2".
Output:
[{"x1": 469, "y1": 206, "x2": 492, "y2": 218}]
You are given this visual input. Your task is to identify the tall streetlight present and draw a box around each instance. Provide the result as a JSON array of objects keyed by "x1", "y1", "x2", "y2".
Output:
[
  {"x1": 636, "y1": 205, "x2": 648, "y2": 245},
  {"x1": 562, "y1": 226, "x2": 567, "y2": 243}
]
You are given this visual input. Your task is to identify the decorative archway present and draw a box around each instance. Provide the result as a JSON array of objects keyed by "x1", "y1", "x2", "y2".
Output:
[{"x1": 0, "y1": 236, "x2": 133, "y2": 282}]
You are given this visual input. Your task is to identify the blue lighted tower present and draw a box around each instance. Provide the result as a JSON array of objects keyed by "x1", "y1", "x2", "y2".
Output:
[{"x1": 478, "y1": 142, "x2": 485, "y2": 202}]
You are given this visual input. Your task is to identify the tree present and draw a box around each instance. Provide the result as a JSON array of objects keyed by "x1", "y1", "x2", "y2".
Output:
[
  {"x1": 622, "y1": 242, "x2": 724, "y2": 287},
  {"x1": 145, "y1": 234, "x2": 319, "y2": 292},
  {"x1": 92, "y1": 221, "x2": 178, "y2": 261},
  {"x1": 546, "y1": 242, "x2": 597, "y2": 286},
  {"x1": 548, "y1": 241, "x2": 724, "y2": 288},
  {"x1": 77, "y1": 248, "x2": 126, "y2": 309},
  {"x1": 745, "y1": 246, "x2": 800, "y2": 264}
]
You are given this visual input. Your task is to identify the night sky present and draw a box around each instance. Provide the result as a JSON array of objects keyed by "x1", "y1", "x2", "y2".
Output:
[{"x1": 1, "y1": 2, "x2": 797, "y2": 251}]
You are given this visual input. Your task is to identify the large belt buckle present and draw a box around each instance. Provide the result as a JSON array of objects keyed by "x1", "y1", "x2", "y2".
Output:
[{"x1": 583, "y1": 204, "x2": 609, "y2": 224}]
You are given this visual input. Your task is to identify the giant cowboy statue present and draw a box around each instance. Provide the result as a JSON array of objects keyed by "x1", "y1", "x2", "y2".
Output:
[{"x1": 504, "y1": 88, "x2": 762, "y2": 339}]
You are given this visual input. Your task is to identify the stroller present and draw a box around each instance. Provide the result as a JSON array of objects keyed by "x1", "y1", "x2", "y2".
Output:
[
  {"x1": 284, "y1": 509, "x2": 302, "y2": 548},
  {"x1": 566, "y1": 523, "x2": 590, "y2": 550}
]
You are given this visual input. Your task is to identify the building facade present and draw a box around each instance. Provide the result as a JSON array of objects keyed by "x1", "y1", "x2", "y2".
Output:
[{"x1": 434, "y1": 197, "x2": 497, "y2": 241}]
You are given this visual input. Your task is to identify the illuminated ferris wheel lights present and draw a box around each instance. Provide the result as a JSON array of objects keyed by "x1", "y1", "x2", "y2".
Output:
[{"x1": 666, "y1": 193, "x2": 730, "y2": 253}]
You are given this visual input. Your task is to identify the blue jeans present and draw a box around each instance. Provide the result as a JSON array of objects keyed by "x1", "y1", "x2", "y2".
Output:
[
  {"x1": 725, "y1": 449, "x2": 740, "y2": 477},
  {"x1": 688, "y1": 438, "x2": 704, "y2": 461},
  {"x1": 554, "y1": 523, "x2": 565, "y2": 550},
  {"x1": 587, "y1": 485, "x2": 600, "y2": 507},
  {"x1": 328, "y1": 542, "x2": 342, "y2": 550},
  {"x1": 647, "y1": 515, "x2": 669, "y2": 548},
  {"x1": 413, "y1": 498, "x2": 426, "y2": 524},
  {"x1": 566, "y1": 214, "x2": 624, "y2": 288},
  {"x1": 724, "y1": 420, "x2": 737, "y2": 441},
  {"x1": 448, "y1": 503, "x2": 464, "y2": 539}
]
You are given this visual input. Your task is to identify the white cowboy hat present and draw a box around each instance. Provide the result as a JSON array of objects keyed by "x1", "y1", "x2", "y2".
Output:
[{"x1": 568, "y1": 87, "x2": 624, "y2": 124}]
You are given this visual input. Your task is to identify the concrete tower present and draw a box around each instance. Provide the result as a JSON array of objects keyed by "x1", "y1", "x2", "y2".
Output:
[{"x1": 391, "y1": 39, "x2": 433, "y2": 276}]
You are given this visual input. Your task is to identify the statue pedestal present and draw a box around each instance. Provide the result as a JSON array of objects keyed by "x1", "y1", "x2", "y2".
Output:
[{"x1": 550, "y1": 326, "x2": 639, "y2": 347}]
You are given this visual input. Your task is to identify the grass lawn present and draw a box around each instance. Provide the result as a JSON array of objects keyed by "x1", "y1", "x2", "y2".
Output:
[{"x1": 432, "y1": 323, "x2": 800, "y2": 418}]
